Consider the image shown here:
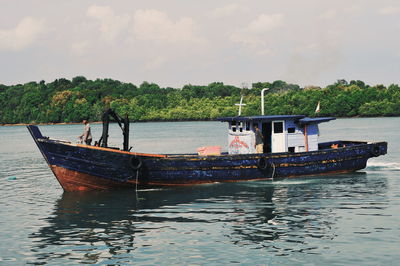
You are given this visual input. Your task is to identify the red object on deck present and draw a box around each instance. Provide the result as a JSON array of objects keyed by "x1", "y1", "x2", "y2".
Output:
[{"x1": 197, "y1": 146, "x2": 221, "y2": 156}]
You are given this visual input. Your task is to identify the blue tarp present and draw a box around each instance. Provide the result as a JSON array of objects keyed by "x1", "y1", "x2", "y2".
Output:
[{"x1": 217, "y1": 115, "x2": 305, "y2": 122}]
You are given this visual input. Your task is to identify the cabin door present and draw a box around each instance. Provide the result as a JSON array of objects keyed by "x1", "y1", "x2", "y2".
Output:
[
  {"x1": 272, "y1": 121, "x2": 286, "y2": 153},
  {"x1": 262, "y1": 122, "x2": 272, "y2": 153}
]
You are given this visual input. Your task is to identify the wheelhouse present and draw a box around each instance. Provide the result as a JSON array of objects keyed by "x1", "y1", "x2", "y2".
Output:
[{"x1": 217, "y1": 115, "x2": 335, "y2": 154}]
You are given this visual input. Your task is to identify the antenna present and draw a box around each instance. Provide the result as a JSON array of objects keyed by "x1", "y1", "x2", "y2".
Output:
[{"x1": 235, "y1": 95, "x2": 246, "y2": 116}]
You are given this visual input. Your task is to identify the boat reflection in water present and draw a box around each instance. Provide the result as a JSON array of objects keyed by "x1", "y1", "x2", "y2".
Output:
[{"x1": 28, "y1": 174, "x2": 388, "y2": 264}]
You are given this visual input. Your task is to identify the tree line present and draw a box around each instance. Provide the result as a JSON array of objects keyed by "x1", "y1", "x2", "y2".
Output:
[{"x1": 0, "y1": 77, "x2": 399, "y2": 124}]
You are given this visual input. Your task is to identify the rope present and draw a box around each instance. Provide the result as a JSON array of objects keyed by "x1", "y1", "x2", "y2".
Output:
[
  {"x1": 135, "y1": 169, "x2": 139, "y2": 200},
  {"x1": 271, "y1": 162, "x2": 276, "y2": 179}
]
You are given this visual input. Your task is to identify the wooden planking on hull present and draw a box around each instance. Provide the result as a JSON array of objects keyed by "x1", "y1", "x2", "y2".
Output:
[{"x1": 50, "y1": 165, "x2": 137, "y2": 192}]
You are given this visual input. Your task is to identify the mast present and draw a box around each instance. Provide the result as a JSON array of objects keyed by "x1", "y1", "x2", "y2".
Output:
[
  {"x1": 99, "y1": 109, "x2": 130, "y2": 151},
  {"x1": 261, "y1": 88, "x2": 270, "y2": 115},
  {"x1": 235, "y1": 96, "x2": 246, "y2": 116}
]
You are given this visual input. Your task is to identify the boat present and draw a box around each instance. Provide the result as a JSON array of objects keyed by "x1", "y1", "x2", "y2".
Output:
[{"x1": 27, "y1": 104, "x2": 387, "y2": 192}]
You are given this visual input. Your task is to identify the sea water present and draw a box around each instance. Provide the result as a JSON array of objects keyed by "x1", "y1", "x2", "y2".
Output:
[{"x1": 0, "y1": 118, "x2": 399, "y2": 265}]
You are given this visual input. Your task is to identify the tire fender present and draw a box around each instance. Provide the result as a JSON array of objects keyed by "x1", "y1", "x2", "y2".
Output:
[
  {"x1": 257, "y1": 157, "x2": 269, "y2": 170},
  {"x1": 129, "y1": 156, "x2": 143, "y2": 170}
]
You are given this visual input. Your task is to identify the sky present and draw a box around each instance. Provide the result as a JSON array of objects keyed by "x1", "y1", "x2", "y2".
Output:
[{"x1": 0, "y1": 0, "x2": 400, "y2": 88}]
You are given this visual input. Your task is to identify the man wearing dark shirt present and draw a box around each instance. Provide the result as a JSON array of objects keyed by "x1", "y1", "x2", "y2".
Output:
[{"x1": 254, "y1": 124, "x2": 263, "y2": 153}]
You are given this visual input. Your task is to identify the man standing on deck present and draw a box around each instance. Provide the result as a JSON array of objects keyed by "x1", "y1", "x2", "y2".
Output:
[
  {"x1": 254, "y1": 124, "x2": 263, "y2": 153},
  {"x1": 79, "y1": 119, "x2": 92, "y2": 145}
]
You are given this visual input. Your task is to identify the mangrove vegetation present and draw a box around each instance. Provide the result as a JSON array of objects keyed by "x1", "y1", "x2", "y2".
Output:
[{"x1": 0, "y1": 77, "x2": 399, "y2": 124}]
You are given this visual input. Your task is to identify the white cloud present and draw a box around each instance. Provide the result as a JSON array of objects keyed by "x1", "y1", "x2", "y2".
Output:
[
  {"x1": 247, "y1": 13, "x2": 284, "y2": 33},
  {"x1": 0, "y1": 17, "x2": 45, "y2": 51},
  {"x1": 230, "y1": 13, "x2": 284, "y2": 50},
  {"x1": 211, "y1": 4, "x2": 249, "y2": 18},
  {"x1": 133, "y1": 9, "x2": 203, "y2": 43},
  {"x1": 144, "y1": 56, "x2": 167, "y2": 70},
  {"x1": 87, "y1": 5, "x2": 130, "y2": 42},
  {"x1": 71, "y1": 41, "x2": 89, "y2": 56},
  {"x1": 229, "y1": 31, "x2": 265, "y2": 48},
  {"x1": 318, "y1": 9, "x2": 337, "y2": 20},
  {"x1": 285, "y1": 28, "x2": 343, "y2": 85},
  {"x1": 379, "y1": 6, "x2": 400, "y2": 15}
]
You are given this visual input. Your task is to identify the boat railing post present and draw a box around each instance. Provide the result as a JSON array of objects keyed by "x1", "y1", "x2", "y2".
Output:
[
  {"x1": 101, "y1": 109, "x2": 110, "y2": 148},
  {"x1": 261, "y1": 88, "x2": 270, "y2": 115},
  {"x1": 304, "y1": 125, "x2": 309, "y2": 152},
  {"x1": 123, "y1": 113, "x2": 130, "y2": 151}
]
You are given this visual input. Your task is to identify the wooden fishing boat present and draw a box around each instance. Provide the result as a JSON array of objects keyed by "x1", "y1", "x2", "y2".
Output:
[{"x1": 27, "y1": 109, "x2": 387, "y2": 192}]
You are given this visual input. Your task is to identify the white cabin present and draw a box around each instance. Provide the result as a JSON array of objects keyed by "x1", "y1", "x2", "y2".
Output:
[{"x1": 217, "y1": 115, "x2": 335, "y2": 154}]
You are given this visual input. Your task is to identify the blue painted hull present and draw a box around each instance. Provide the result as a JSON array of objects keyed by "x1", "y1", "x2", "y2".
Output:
[{"x1": 27, "y1": 125, "x2": 387, "y2": 191}]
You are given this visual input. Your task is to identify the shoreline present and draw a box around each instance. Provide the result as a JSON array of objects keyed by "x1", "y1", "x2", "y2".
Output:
[
  {"x1": 0, "y1": 119, "x2": 209, "y2": 126},
  {"x1": 0, "y1": 121, "x2": 104, "y2": 127}
]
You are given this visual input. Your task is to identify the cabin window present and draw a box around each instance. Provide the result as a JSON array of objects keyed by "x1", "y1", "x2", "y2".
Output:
[
  {"x1": 239, "y1": 122, "x2": 243, "y2": 132},
  {"x1": 231, "y1": 121, "x2": 237, "y2": 132},
  {"x1": 298, "y1": 146, "x2": 305, "y2": 152},
  {"x1": 273, "y1": 122, "x2": 283, "y2": 133},
  {"x1": 245, "y1": 122, "x2": 250, "y2": 131},
  {"x1": 288, "y1": 127, "x2": 296, "y2": 133},
  {"x1": 288, "y1": 147, "x2": 295, "y2": 153}
]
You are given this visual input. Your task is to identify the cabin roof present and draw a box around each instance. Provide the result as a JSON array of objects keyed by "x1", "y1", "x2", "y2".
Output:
[
  {"x1": 217, "y1": 115, "x2": 335, "y2": 125},
  {"x1": 217, "y1": 115, "x2": 305, "y2": 122},
  {"x1": 297, "y1": 117, "x2": 336, "y2": 125}
]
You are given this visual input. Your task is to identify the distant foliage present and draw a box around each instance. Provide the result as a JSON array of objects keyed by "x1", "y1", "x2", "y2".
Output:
[{"x1": 0, "y1": 78, "x2": 399, "y2": 124}]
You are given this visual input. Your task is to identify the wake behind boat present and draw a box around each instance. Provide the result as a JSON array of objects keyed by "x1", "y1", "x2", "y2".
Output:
[{"x1": 27, "y1": 107, "x2": 387, "y2": 191}]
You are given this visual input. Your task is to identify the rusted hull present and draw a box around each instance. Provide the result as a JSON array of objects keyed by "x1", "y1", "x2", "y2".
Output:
[
  {"x1": 27, "y1": 125, "x2": 387, "y2": 192},
  {"x1": 50, "y1": 165, "x2": 137, "y2": 191}
]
